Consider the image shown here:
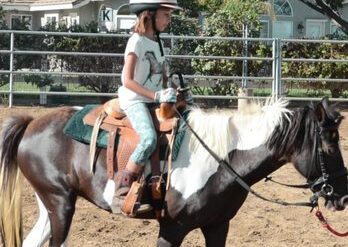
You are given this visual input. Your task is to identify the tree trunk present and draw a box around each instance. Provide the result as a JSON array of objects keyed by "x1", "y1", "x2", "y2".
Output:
[{"x1": 298, "y1": 0, "x2": 348, "y2": 35}]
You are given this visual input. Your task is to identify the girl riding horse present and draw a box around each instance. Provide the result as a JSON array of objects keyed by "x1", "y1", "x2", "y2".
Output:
[{"x1": 116, "y1": 0, "x2": 182, "y2": 215}]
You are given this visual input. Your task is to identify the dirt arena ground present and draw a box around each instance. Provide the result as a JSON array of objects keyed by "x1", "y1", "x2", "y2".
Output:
[{"x1": 0, "y1": 105, "x2": 347, "y2": 247}]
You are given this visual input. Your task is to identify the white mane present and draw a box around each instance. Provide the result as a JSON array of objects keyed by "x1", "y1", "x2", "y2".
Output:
[{"x1": 187, "y1": 98, "x2": 292, "y2": 158}]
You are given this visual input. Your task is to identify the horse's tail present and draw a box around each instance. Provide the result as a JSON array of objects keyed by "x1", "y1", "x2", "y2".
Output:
[{"x1": 0, "y1": 114, "x2": 33, "y2": 247}]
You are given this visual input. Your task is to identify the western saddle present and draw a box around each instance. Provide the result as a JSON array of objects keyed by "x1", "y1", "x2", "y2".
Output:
[{"x1": 83, "y1": 97, "x2": 186, "y2": 218}]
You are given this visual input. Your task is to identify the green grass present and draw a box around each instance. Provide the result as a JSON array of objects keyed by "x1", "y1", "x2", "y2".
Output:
[
  {"x1": 192, "y1": 87, "x2": 348, "y2": 98},
  {"x1": 253, "y1": 88, "x2": 348, "y2": 98},
  {"x1": 0, "y1": 82, "x2": 40, "y2": 91},
  {"x1": 286, "y1": 88, "x2": 331, "y2": 98},
  {"x1": 252, "y1": 88, "x2": 271, "y2": 97},
  {"x1": 0, "y1": 81, "x2": 91, "y2": 92}
]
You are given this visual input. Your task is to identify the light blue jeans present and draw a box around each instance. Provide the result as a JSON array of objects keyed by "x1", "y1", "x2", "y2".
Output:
[{"x1": 124, "y1": 102, "x2": 157, "y2": 165}]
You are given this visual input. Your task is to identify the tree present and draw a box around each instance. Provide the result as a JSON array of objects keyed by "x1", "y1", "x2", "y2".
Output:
[
  {"x1": 222, "y1": 0, "x2": 265, "y2": 31},
  {"x1": 191, "y1": 0, "x2": 271, "y2": 106},
  {"x1": 0, "y1": 7, "x2": 42, "y2": 87},
  {"x1": 169, "y1": 3, "x2": 201, "y2": 81},
  {"x1": 0, "y1": 7, "x2": 9, "y2": 87},
  {"x1": 282, "y1": 41, "x2": 348, "y2": 98},
  {"x1": 195, "y1": 0, "x2": 224, "y2": 13},
  {"x1": 0, "y1": 7, "x2": 7, "y2": 29},
  {"x1": 297, "y1": 0, "x2": 348, "y2": 34},
  {"x1": 177, "y1": 0, "x2": 205, "y2": 17},
  {"x1": 40, "y1": 22, "x2": 127, "y2": 95}
]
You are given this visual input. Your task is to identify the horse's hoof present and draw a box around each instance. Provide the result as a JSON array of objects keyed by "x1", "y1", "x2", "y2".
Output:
[{"x1": 110, "y1": 196, "x2": 123, "y2": 214}]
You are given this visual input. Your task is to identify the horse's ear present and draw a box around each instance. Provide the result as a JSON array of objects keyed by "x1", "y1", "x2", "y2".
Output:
[
  {"x1": 315, "y1": 97, "x2": 329, "y2": 123},
  {"x1": 330, "y1": 101, "x2": 344, "y2": 124},
  {"x1": 321, "y1": 96, "x2": 329, "y2": 109}
]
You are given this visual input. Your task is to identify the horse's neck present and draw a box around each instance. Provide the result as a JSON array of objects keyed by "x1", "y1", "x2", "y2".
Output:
[
  {"x1": 170, "y1": 107, "x2": 302, "y2": 200},
  {"x1": 230, "y1": 108, "x2": 310, "y2": 186},
  {"x1": 226, "y1": 146, "x2": 287, "y2": 187},
  {"x1": 223, "y1": 109, "x2": 305, "y2": 185}
]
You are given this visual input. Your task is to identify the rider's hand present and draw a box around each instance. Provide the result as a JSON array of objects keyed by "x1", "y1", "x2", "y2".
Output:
[
  {"x1": 178, "y1": 86, "x2": 193, "y2": 105},
  {"x1": 154, "y1": 88, "x2": 177, "y2": 103},
  {"x1": 184, "y1": 90, "x2": 194, "y2": 105}
]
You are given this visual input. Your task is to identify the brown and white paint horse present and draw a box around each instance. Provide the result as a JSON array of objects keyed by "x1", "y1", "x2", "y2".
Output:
[{"x1": 0, "y1": 98, "x2": 347, "y2": 247}]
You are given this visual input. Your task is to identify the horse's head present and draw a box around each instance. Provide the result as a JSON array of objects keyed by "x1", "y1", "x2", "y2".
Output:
[{"x1": 292, "y1": 98, "x2": 348, "y2": 211}]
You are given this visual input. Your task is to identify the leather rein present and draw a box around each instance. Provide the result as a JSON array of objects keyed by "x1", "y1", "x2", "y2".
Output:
[
  {"x1": 171, "y1": 71, "x2": 347, "y2": 237},
  {"x1": 174, "y1": 107, "x2": 347, "y2": 211}
]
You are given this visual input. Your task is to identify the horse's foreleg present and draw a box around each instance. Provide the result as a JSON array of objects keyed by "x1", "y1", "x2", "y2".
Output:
[
  {"x1": 47, "y1": 193, "x2": 77, "y2": 247},
  {"x1": 23, "y1": 193, "x2": 51, "y2": 247},
  {"x1": 157, "y1": 223, "x2": 188, "y2": 247},
  {"x1": 201, "y1": 221, "x2": 229, "y2": 247}
]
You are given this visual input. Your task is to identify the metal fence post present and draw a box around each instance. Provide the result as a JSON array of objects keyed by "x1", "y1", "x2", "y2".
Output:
[
  {"x1": 277, "y1": 38, "x2": 283, "y2": 98},
  {"x1": 242, "y1": 24, "x2": 249, "y2": 88},
  {"x1": 272, "y1": 38, "x2": 282, "y2": 99},
  {"x1": 8, "y1": 31, "x2": 14, "y2": 108},
  {"x1": 272, "y1": 38, "x2": 276, "y2": 97}
]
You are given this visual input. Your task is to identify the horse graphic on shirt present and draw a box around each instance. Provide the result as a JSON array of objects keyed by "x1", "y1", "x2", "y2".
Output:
[{"x1": 143, "y1": 51, "x2": 163, "y2": 87}]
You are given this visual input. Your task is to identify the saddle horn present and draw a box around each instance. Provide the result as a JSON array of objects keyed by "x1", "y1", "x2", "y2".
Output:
[{"x1": 159, "y1": 72, "x2": 188, "y2": 120}]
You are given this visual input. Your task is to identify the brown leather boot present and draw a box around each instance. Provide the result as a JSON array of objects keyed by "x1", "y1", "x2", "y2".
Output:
[
  {"x1": 114, "y1": 170, "x2": 152, "y2": 215},
  {"x1": 114, "y1": 170, "x2": 138, "y2": 197}
]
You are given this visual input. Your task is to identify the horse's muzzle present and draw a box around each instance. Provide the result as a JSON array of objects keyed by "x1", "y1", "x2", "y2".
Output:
[
  {"x1": 325, "y1": 195, "x2": 348, "y2": 211},
  {"x1": 341, "y1": 195, "x2": 348, "y2": 208}
]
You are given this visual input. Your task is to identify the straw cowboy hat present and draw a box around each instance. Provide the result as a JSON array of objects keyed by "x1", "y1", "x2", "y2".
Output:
[{"x1": 129, "y1": 0, "x2": 182, "y2": 15}]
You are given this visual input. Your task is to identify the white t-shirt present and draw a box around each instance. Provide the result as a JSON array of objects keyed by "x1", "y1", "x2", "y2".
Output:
[{"x1": 118, "y1": 33, "x2": 166, "y2": 110}]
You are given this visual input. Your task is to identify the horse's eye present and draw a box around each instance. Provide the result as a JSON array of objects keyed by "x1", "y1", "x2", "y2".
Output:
[
  {"x1": 322, "y1": 130, "x2": 339, "y2": 144},
  {"x1": 335, "y1": 115, "x2": 344, "y2": 124},
  {"x1": 331, "y1": 131, "x2": 337, "y2": 140},
  {"x1": 329, "y1": 130, "x2": 339, "y2": 143}
]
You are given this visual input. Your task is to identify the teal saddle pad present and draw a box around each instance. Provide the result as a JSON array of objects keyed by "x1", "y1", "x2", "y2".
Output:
[{"x1": 63, "y1": 105, "x2": 188, "y2": 161}]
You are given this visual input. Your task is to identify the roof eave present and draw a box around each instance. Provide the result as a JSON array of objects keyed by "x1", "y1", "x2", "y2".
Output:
[
  {"x1": 2, "y1": 4, "x2": 31, "y2": 12},
  {"x1": 3, "y1": 0, "x2": 92, "y2": 12},
  {"x1": 30, "y1": 4, "x2": 74, "y2": 11}
]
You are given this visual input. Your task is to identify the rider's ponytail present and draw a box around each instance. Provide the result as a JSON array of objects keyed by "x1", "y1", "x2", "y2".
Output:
[{"x1": 133, "y1": 10, "x2": 153, "y2": 35}]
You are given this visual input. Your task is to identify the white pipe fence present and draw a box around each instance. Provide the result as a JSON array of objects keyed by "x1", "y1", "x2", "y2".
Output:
[{"x1": 0, "y1": 30, "x2": 347, "y2": 107}]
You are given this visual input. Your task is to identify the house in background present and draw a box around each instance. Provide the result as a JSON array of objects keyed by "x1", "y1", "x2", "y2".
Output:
[
  {"x1": 0, "y1": 0, "x2": 136, "y2": 32},
  {"x1": 260, "y1": 0, "x2": 347, "y2": 38},
  {"x1": 0, "y1": 0, "x2": 347, "y2": 38}
]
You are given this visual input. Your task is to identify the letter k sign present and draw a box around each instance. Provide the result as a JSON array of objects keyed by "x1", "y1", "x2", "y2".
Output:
[{"x1": 102, "y1": 10, "x2": 112, "y2": 21}]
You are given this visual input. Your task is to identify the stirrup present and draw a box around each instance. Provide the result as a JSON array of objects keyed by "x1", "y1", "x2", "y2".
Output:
[{"x1": 120, "y1": 179, "x2": 150, "y2": 217}]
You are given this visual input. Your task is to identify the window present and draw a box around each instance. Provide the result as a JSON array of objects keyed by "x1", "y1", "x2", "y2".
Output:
[
  {"x1": 330, "y1": 23, "x2": 345, "y2": 37},
  {"x1": 260, "y1": 21, "x2": 270, "y2": 38},
  {"x1": 42, "y1": 13, "x2": 59, "y2": 28},
  {"x1": 61, "y1": 13, "x2": 79, "y2": 28},
  {"x1": 11, "y1": 15, "x2": 32, "y2": 30},
  {"x1": 117, "y1": 4, "x2": 131, "y2": 15},
  {"x1": 273, "y1": 21, "x2": 293, "y2": 38},
  {"x1": 117, "y1": 17, "x2": 136, "y2": 30},
  {"x1": 273, "y1": 0, "x2": 293, "y2": 16},
  {"x1": 115, "y1": 4, "x2": 136, "y2": 31},
  {"x1": 306, "y1": 20, "x2": 326, "y2": 38}
]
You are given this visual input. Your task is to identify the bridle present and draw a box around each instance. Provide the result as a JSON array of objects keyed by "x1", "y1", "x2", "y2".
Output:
[
  {"x1": 172, "y1": 74, "x2": 348, "y2": 235},
  {"x1": 174, "y1": 107, "x2": 348, "y2": 210},
  {"x1": 266, "y1": 121, "x2": 348, "y2": 206},
  {"x1": 175, "y1": 106, "x2": 348, "y2": 236},
  {"x1": 311, "y1": 124, "x2": 348, "y2": 237}
]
